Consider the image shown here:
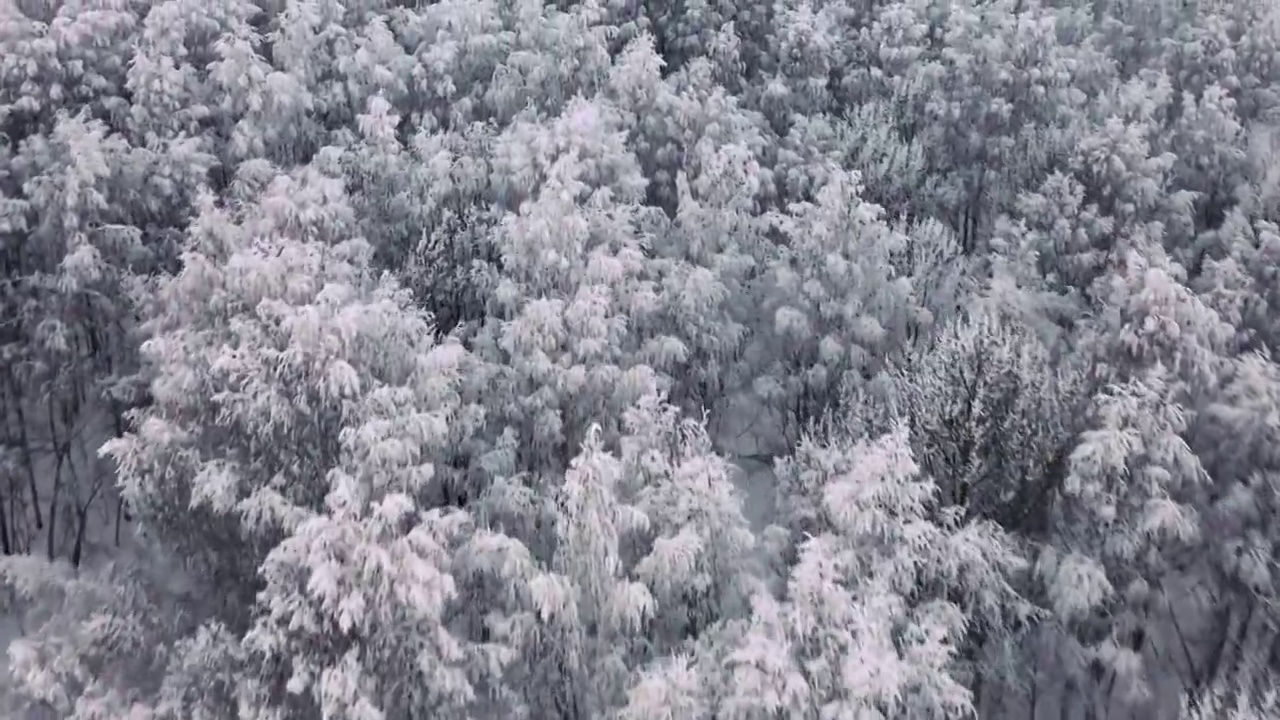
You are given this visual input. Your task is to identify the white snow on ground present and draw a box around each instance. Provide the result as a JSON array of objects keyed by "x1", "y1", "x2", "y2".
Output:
[
  {"x1": 715, "y1": 392, "x2": 786, "y2": 533},
  {"x1": 729, "y1": 455, "x2": 777, "y2": 534}
]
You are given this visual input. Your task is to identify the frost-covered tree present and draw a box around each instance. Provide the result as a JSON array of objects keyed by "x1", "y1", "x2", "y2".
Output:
[
  {"x1": 734, "y1": 425, "x2": 1028, "y2": 720},
  {"x1": 2, "y1": 156, "x2": 493, "y2": 718},
  {"x1": 0, "y1": 552, "x2": 186, "y2": 719},
  {"x1": 749, "y1": 169, "x2": 931, "y2": 450},
  {"x1": 525, "y1": 424, "x2": 654, "y2": 718},
  {"x1": 858, "y1": 309, "x2": 1089, "y2": 536},
  {"x1": 0, "y1": 105, "x2": 215, "y2": 561},
  {"x1": 621, "y1": 394, "x2": 757, "y2": 645},
  {"x1": 465, "y1": 91, "x2": 683, "y2": 484}
]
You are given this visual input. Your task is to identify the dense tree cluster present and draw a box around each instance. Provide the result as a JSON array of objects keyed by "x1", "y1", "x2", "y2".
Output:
[{"x1": 1, "y1": 0, "x2": 1280, "y2": 717}]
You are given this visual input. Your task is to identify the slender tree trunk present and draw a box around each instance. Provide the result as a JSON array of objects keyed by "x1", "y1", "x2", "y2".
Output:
[
  {"x1": 67, "y1": 453, "x2": 100, "y2": 569},
  {"x1": 7, "y1": 472, "x2": 21, "y2": 553},
  {"x1": 9, "y1": 389, "x2": 42, "y2": 531},
  {"x1": 1164, "y1": 586, "x2": 1203, "y2": 698},
  {"x1": 45, "y1": 401, "x2": 64, "y2": 561},
  {"x1": 1200, "y1": 599, "x2": 1238, "y2": 698},
  {"x1": 1030, "y1": 640, "x2": 1041, "y2": 720},
  {"x1": 45, "y1": 457, "x2": 62, "y2": 561},
  {"x1": 966, "y1": 631, "x2": 988, "y2": 715},
  {"x1": 111, "y1": 406, "x2": 126, "y2": 546},
  {"x1": 114, "y1": 496, "x2": 124, "y2": 547},
  {"x1": 71, "y1": 503, "x2": 89, "y2": 568},
  {"x1": 0, "y1": 484, "x2": 11, "y2": 555},
  {"x1": 1222, "y1": 599, "x2": 1256, "y2": 689}
]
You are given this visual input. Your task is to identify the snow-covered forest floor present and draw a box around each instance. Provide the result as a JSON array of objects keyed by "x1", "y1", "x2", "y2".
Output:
[{"x1": 3, "y1": 0, "x2": 1280, "y2": 718}]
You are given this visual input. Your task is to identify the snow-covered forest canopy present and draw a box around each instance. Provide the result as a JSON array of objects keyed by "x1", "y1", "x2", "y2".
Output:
[{"x1": 2, "y1": 0, "x2": 1280, "y2": 717}]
